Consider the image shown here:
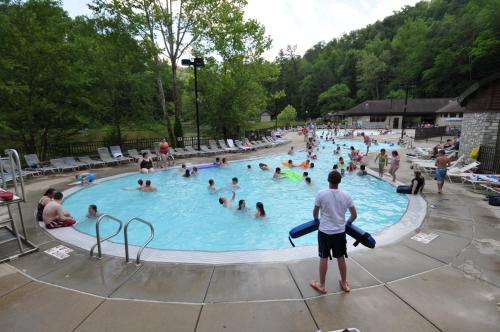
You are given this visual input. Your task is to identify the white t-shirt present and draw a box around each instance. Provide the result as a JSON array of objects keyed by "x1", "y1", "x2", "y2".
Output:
[{"x1": 314, "y1": 189, "x2": 354, "y2": 234}]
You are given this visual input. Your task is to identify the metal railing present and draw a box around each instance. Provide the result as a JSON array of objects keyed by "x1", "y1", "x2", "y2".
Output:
[
  {"x1": 2, "y1": 149, "x2": 26, "y2": 200},
  {"x1": 414, "y1": 126, "x2": 447, "y2": 140},
  {"x1": 124, "y1": 217, "x2": 154, "y2": 264},
  {"x1": 90, "y1": 214, "x2": 123, "y2": 259},
  {"x1": 478, "y1": 145, "x2": 500, "y2": 174}
]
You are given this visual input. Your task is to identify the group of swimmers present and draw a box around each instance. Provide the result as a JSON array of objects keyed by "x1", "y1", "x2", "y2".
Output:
[{"x1": 37, "y1": 188, "x2": 101, "y2": 229}]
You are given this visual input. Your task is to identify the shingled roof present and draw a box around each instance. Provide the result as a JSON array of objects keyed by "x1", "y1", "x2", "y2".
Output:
[
  {"x1": 340, "y1": 98, "x2": 454, "y2": 116},
  {"x1": 435, "y1": 99, "x2": 466, "y2": 113}
]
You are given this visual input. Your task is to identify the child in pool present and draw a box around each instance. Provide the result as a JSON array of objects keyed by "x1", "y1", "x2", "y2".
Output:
[
  {"x1": 86, "y1": 204, "x2": 102, "y2": 218},
  {"x1": 337, "y1": 157, "x2": 346, "y2": 176},
  {"x1": 273, "y1": 167, "x2": 283, "y2": 179},
  {"x1": 255, "y1": 202, "x2": 266, "y2": 218},
  {"x1": 374, "y1": 149, "x2": 388, "y2": 178},
  {"x1": 357, "y1": 165, "x2": 368, "y2": 176}
]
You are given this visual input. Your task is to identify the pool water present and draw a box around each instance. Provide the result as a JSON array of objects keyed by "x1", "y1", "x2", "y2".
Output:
[{"x1": 63, "y1": 138, "x2": 407, "y2": 251}]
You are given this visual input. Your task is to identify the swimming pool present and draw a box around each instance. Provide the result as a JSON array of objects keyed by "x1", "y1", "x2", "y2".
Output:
[{"x1": 63, "y1": 139, "x2": 407, "y2": 252}]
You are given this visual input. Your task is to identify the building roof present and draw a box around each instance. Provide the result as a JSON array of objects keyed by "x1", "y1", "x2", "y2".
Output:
[
  {"x1": 340, "y1": 98, "x2": 454, "y2": 116},
  {"x1": 260, "y1": 111, "x2": 271, "y2": 116},
  {"x1": 435, "y1": 99, "x2": 466, "y2": 114},
  {"x1": 458, "y1": 72, "x2": 500, "y2": 106}
]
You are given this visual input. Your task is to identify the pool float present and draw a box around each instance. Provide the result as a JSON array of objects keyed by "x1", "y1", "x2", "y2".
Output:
[
  {"x1": 281, "y1": 161, "x2": 295, "y2": 167},
  {"x1": 288, "y1": 219, "x2": 376, "y2": 249},
  {"x1": 396, "y1": 185, "x2": 412, "y2": 194},
  {"x1": 297, "y1": 160, "x2": 310, "y2": 169},
  {"x1": 281, "y1": 170, "x2": 303, "y2": 182},
  {"x1": 190, "y1": 163, "x2": 219, "y2": 170}
]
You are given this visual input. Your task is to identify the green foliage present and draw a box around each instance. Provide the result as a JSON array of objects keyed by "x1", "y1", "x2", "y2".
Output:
[
  {"x1": 277, "y1": 105, "x2": 297, "y2": 126},
  {"x1": 271, "y1": 0, "x2": 500, "y2": 118},
  {"x1": 318, "y1": 83, "x2": 353, "y2": 114}
]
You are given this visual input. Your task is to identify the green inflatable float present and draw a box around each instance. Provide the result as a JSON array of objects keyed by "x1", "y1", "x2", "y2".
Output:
[{"x1": 281, "y1": 170, "x2": 303, "y2": 182}]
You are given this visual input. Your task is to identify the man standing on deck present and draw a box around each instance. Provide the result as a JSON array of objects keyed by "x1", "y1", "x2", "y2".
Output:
[{"x1": 310, "y1": 171, "x2": 357, "y2": 294}]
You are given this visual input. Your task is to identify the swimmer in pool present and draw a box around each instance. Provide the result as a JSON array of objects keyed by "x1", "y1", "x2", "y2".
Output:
[
  {"x1": 215, "y1": 157, "x2": 221, "y2": 166},
  {"x1": 179, "y1": 163, "x2": 187, "y2": 173},
  {"x1": 183, "y1": 169, "x2": 191, "y2": 177},
  {"x1": 310, "y1": 162, "x2": 315, "y2": 169},
  {"x1": 247, "y1": 165, "x2": 251, "y2": 170},
  {"x1": 191, "y1": 167, "x2": 199, "y2": 176},
  {"x1": 357, "y1": 165, "x2": 368, "y2": 176},
  {"x1": 255, "y1": 202, "x2": 266, "y2": 218},
  {"x1": 273, "y1": 167, "x2": 283, "y2": 179},
  {"x1": 303, "y1": 172, "x2": 309, "y2": 178},
  {"x1": 259, "y1": 163, "x2": 270, "y2": 171},
  {"x1": 237, "y1": 199, "x2": 248, "y2": 212},
  {"x1": 86, "y1": 204, "x2": 102, "y2": 218},
  {"x1": 305, "y1": 177, "x2": 313, "y2": 186},
  {"x1": 140, "y1": 180, "x2": 157, "y2": 192},
  {"x1": 219, "y1": 191, "x2": 236, "y2": 208},
  {"x1": 208, "y1": 179, "x2": 218, "y2": 192},
  {"x1": 231, "y1": 177, "x2": 240, "y2": 189},
  {"x1": 221, "y1": 157, "x2": 229, "y2": 167}
]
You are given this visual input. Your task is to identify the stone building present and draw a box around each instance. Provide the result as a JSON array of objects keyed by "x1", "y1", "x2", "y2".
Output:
[{"x1": 458, "y1": 73, "x2": 500, "y2": 173}]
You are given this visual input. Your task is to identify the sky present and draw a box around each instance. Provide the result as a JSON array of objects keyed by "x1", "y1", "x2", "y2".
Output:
[{"x1": 62, "y1": 0, "x2": 421, "y2": 60}]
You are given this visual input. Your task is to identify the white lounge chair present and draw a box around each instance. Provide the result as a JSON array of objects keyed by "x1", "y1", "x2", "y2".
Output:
[
  {"x1": 97, "y1": 147, "x2": 119, "y2": 165},
  {"x1": 200, "y1": 145, "x2": 217, "y2": 155},
  {"x1": 446, "y1": 161, "x2": 481, "y2": 182},
  {"x1": 63, "y1": 156, "x2": 89, "y2": 169},
  {"x1": 50, "y1": 158, "x2": 78, "y2": 172},
  {"x1": 109, "y1": 146, "x2": 133, "y2": 162},
  {"x1": 78, "y1": 156, "x2": 106, "y2": 168},
  {"x1": 218, "y1": 140, "x2": 238, "y2": 152},
  {"x1": 209, "y1": 140, "x2": 224, "y2": 153},
  {"x1": 140, "y1": 149, "x2": 157, "y2": 160},
  {"x1": 127, "y1": 149, "x2": 142, "y2": 161},
  {"x1": 24, "y1": 154, "x2": 57, "y2": 174}
]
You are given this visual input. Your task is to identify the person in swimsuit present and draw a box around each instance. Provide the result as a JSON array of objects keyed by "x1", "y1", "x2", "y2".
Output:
[
  {"x1": 207, "y1": 179, "x2": 218, "y2": 192},
  {"x1": 255, "y1": 202, "x2": 266, "y2": 218},
  {"x1": 273, "y1": 167, "x2": 283, "y2": 179},
  {"x1": 139, "y1": 152, "x2": 155, "y2": 174},
  {"x1": 231, "y1": 177, "x2": 240, "y2": 189},
  {"x1": 388, "y1": 150, "x2": 400, "y2": 182},
  {"x1": 183, "y1": 169, "x2": 191, "y2": 177},
  {"x1": 288, "y1": 146, "x2": 294, "y2": 155},
  {"x1": 36, "y1": 188, "x2": 56, "y2": 222},
  {"x1": 357, "y1": 164, "x2": 368, "y2": 176},
  {"x1": 86, "y1": 204, "x2": 102, "y2": 218},
  {"x1": 191, "y1": 167, "x2": 199, "y2": 176},
  {"x1": 76, "y1": 172, "x2": 95, "y2": 185},
  {"x1": 159, "y1": 139, "x2": 173, "y2": 168},
  {"x1": 219, "y1": 191, "x2": 236, "y2": 208},
  {"x1": 361, "y1": 132, "x2": 372, "y2": 156},
  {"x1": 221, "y1": 157, "x2": 229, "y2": 168},
  {"x1": 349, "y1": 146, "x2": 358, "y2": 166},
  {"x1": 140, "y1": 180, "x2": 157, "y2": 192},
  {"x1": 411, "y1": 171, "x2": 425, "y2": 194},
  {"x1": 43, "y1": 192, "x2": 77, "y2": 229},
  {"x1": 435, "y1": 150, "x2": 451, "y2": 194},
  {"x1": 337, "y1": 157, "x2": 346, "y2": 176},
  {"x1": 237, "y1": 199, "x2": 247, "y2": 211},
  {"x1": 374, "y1": 149, "x2": 388, "y2": 178},
  {"x1": 305, "y1": 177, "x2": 313, "y2": 186},
  {"x1": 259, "y1": 163, "x2": 270, "y2": 171}
]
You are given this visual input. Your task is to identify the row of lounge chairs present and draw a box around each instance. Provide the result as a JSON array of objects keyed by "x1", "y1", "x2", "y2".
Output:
[
  {"x1": 406, "y1": 147, "x2": 499, "y2": 195},
  {"x1": 1, "y1": 136, "x2": 288, "y2": 182}
]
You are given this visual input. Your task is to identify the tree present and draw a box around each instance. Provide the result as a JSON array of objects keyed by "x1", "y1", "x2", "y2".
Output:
[
  {"x1": 356, "y1": 51, "x2": 387, "y2": 99},
  {"x1": 92, "y1": 0, "x2": 267, "y2": 144},
  {"x1": 318, "y1": 83, "x2": 353, "y2": 114},
  {"x1": 277, "y1": 105, "x2": 297, "y2": 126}
]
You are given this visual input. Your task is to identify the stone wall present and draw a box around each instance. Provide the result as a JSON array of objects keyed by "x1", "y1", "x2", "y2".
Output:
[{"x1": 459, "y1": 112, "x2": 500, "y2": 160}]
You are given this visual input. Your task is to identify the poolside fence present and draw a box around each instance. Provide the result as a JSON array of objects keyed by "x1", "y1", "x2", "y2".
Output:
[
  {"x1": 1, "y1": 128, "x2": 275, "y2": 162},
  {"x1": 478, "y1": 145, "x2": 500, "y2": 174}
]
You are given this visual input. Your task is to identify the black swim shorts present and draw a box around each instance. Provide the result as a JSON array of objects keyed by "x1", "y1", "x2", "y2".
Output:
[{"x1": 318, "y1": 231, "x2": 347, "y2": 260}]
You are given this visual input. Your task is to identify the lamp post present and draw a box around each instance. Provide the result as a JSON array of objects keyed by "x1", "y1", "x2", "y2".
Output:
[
  {"x1": 400, "y1": 82, "x2": 417, "y2": 140},
  {"x1": 181, "y1": 57, "x2": 204, "y2": 150}
]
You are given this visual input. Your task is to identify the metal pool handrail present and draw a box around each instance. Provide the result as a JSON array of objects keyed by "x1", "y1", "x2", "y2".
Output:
[
  {"x1": 90, "y1": 214, "x2": 123, "y2": 259},
  {"x1": 124, "y1": 217, "x2": 154, "y2": 264}
]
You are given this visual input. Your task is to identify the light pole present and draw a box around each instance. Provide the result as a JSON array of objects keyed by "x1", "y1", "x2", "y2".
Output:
[
  {"x1": 400, "y1": 82, "x2": 417, "y2": 140},
  {"x1": 181, "y1": 57, "x2": 204, "y2": 150}
]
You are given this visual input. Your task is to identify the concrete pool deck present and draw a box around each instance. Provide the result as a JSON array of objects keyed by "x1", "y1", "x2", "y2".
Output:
[{"x1": 1, "y1": 132, "x2": 499, "y2": 331}]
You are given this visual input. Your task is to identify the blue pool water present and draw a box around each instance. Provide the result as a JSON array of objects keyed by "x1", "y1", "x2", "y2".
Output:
[{"x1": 63, "y1": 139, "x2": 407, "y2": 251}]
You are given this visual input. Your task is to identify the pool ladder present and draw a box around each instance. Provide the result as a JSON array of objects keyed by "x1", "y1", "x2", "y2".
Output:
[{"x1": 89, "y1": 214, "x2": 154, "y2": 264}]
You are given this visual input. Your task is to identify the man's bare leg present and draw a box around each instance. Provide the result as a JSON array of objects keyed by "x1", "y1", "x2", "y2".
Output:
[
  {"x1": 337, "y1": 256, "x2": 351, "y2": 292},
  {"x1": 319, "y1": 257, "x2": 328, "y2": 287}
]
